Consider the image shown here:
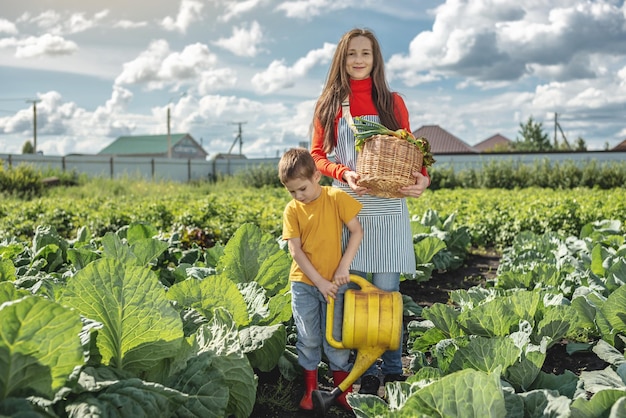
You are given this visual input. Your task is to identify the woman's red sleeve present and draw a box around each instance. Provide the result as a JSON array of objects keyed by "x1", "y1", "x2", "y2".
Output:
[{"x1": 310, "y1": 117, "x2": 349, "y2": 182}]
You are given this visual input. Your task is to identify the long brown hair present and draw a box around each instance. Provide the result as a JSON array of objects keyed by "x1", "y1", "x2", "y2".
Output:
[{"x1": 313, "y1": 28, "x2": 400, "y2": 153}]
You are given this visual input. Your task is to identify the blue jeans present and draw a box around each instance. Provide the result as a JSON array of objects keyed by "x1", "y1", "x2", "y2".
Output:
[
  {"x1": 351, "y1": 271, "x2": 403, "y2": 377},
  {"x1": 291, "y1": 281, "x2": 352, "y2": 372}
]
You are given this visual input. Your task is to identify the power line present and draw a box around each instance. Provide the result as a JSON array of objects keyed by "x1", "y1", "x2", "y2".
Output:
[
  {"x1": 0, "y1": 98, "x2": 32, "y2": 113},
  {"x1": 0, "y1": 97, "x2": 41, "y2": 152}
]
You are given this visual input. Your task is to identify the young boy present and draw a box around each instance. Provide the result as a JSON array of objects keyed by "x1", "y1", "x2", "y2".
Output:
[{"x1": 279, "y1": 147, "x2": 363, "y2": 411}]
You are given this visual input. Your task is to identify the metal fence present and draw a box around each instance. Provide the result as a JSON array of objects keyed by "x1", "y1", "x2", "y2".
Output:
[
  {"x1": 431, "y1": 150, "x2": 626, "y2": 171},
  {"x1": 0, "y1": 154, "x2": 279, "y2": 182},
  {"x1": 1, "y1": 151, "x2": 624, "y2": 183}
]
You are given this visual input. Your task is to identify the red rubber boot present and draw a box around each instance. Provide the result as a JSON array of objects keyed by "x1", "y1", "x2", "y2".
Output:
[
  {"x1": 333, "y1": 370, "x2": 353, "y2": 411},
  {"x1": 299, "y1": 369, "x2": 318, "y2": 410}
]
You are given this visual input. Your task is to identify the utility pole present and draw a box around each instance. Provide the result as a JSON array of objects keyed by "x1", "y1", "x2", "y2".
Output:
[
  {"x1": 167, "y1": 92, "x2": 186, "y2": 159},
  {"x1": 553, "y1": 112, "x2": 558, "y2": 149},
  {"x1": 553, "y1": 112, "x2": 571, "y2": 150},
  {"x1": 26, "y1": 99, "x2": 42, "y2": 153},
  {"x1": 167, "y1": 106, "x2": 172, "y2": 158},
  {"x1": 228, "y1": 121, "x2": 247, "y2": 155}
]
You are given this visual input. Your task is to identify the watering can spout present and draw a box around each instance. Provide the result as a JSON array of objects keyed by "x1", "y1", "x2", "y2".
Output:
[
  {"x1": 312, "y1": 274, "x2": 403, "y2": 415},
  {"x1": 311, "y1": 387, "x2": 342, "y2": 416}
]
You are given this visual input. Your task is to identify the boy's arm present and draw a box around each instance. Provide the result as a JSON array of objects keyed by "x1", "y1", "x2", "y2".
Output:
[
  {"x1": 333, "y1": 216, "x2": 363, "y2": 286},
  {"x1": 287, "y1": 237, "x2": 338, "y2": 302}
]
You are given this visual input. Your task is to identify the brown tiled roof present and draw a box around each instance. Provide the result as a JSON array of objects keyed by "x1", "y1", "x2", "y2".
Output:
[
  {"x1": 613, "y1": 139, "x2": 626, "y2": 151},
  {"x1": 413, "y1": 125, "x2": 478, "y2": 154},
  {"x1": 474, "y1": 133, "x2": 512, "y2": 152}
]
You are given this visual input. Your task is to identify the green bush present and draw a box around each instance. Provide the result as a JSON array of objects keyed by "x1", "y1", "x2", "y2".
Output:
[
  {"x1": 233, "y1": 163, "x2": 333, "y2": 188},
  {"x1": 235, "y1": 164, "x2": 283, "y2": 188},
  {"x1": 0, "y1": 163, "x2": 84, "y2": 199},
  {"x1": 429, "y1": 158, "x2": 626, "y2": 190},
  {"x1": 0, "y1": 163, "x2": 43, "y2": 199},
  {"x1": 39, "y1": 167, "x2": 84, "y2": 187}
]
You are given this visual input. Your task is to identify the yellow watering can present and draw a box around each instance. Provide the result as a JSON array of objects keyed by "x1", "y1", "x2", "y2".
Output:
[{"x1": 312, "y1": 274, "x2": 403, "y2": 415}]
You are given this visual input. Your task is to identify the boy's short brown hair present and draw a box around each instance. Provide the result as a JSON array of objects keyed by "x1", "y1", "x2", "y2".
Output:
[{"x1": 278, "y1": 148, "x2": 317, "y2": 184}]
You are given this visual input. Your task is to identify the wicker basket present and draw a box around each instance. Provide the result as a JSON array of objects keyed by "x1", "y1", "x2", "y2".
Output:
[{"x1": 356, "y1": 134, "x2": 423, "y2": 198}]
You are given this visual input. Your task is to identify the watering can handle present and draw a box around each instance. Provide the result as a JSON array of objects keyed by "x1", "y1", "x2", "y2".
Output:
[{"x1": 326, "y1": 274, "x2": 377, "y2": 349}]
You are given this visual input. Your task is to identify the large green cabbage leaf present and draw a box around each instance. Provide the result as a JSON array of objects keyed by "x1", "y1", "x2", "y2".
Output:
[
  {"x1": 194, "y1": 309, "x2": 257, "y2": 418},
  {"x1": 101, "y1": 231, "x2": 169, "y2": 267},
  {"x1": 65, "y1": 378, "x2": 188, "y2": 418},
  {"x1": 397, "y1": 368, "x2": 506, "y2": 417},
  {"x1": 458, "y1": 297, "x2": 520, "y2": 337},
  {"x1": 514, "y1": 389, "x2": 573, "y2": 417},
  {"x1": 32, "y1": 225, "x2": 68, "y2": 273},
  {"x1": 447, "y1": 336, "x2": 519, "y2": 376},
  {"x1": 166, "y1": 352, "x2": 230, "y2": 418},
  {"x1": 570, "y1": 389, "x2": 626, "y2": 418},
  {"x1": 239, "y1": 324, "x2": 286, "y2": 372},
  {"x1": 60, "y1": 258, "x2": 184, "y2": 374},
  {"x1": 0, "y1": 282, "x2": 29, "y2": 304},
  {"x1": 0, "y1": 259, "x2": 16, "y2": 282},
  {"x1": 597, "y1": 285, "x2": 626, "y2": 348},
  {"x1": 167, "y1": 274, "x2": 250, "y2": 326},
  {"x1": 0, "y1": 396, "x2": 51, "y2": 416},
  {"x1": 529, "y1": 370, "x2": 579, "y2": 399},
  {"x1": 0, "y1": 296, "x2": 83, "y2": 400},
  {"x1": 422, "y1": 303, "x2": 463, "y2": 339},
  {"x1": 217, "y1": 223, "x2": 290, "y2": 297}
]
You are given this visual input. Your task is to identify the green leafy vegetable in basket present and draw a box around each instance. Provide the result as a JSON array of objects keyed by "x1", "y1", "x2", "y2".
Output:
[{"x1": 353, "y1": 117, "x2": 435, "y2": 168}]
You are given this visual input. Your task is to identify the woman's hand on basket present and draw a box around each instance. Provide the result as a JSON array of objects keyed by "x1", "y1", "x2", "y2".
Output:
[
  {"x1": 344, "y1": 170, "x2": 368, "y2": 196},
  {"x1": 399, "y1": 171, "x2": 429, "y2": 198}
]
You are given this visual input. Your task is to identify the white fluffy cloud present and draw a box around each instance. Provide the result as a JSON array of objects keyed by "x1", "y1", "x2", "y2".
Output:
[
  {"x1": 13, "y1": 34, "x2": 78, "y2": 58},
  {"x1": 161, "y1": 0, "x2": 204, "y2": 33},
  {"x1": 213, "y1": 21, "x2": 264, "y2": 57},
  {"x1": 114, "y1": 40, "x2": 219, "y2": 89},
  {"x1": 221, "y1": 0, "x2": 269, "y2": 22},
  {"x1": 113, "y1": 20, "x2": 148, "y2": 29},
  {"x1": 275, "y1": 0, "x2": 347, "y2": 19},
  {"x1": 251, "y1": 42, "x2": 335, "y2": 94},
  {"x1": 197, "y1": 68, "x2": 238, "y2": 95},
  {"x1": 28, "y1": 9, "x2": 108, "y2": 35},
  {"x1": 388, "y1": 1, "x2": 626, "y2": 85},
  {"x1": 0, "y1": 18, "x2": 18, "y2": 34}
]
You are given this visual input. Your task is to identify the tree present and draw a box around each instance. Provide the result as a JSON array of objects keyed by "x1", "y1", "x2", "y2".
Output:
[
  {"x1": 513, "y1": 116, "x2": 552, "y2": 152},
  {"x1": 486, "y1": 142, "x2": 514, "y2": 153},
  {"x1": 22, "y1": 140, "x2": 34, "y2": 154},
  {"x1": 573, "y1": 136, "x2": 587, "y2": 151}
]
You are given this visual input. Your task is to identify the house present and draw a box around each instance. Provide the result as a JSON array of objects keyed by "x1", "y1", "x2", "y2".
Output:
[
  {"x1": 474, "y1": 133, "x2": 513, "y2": 152},
  {"x1": 211, "y1": 153, "x2": 247, "y2": 160},
  {"x1": 612, "y1": 139, "x2": 626, "y2": 151},
  {"x1": 413, "y1": 125, "x2": 478, "y2": 154},
  {"x1": 99, "y1": 133, "x2": 208, "y2": 159}
]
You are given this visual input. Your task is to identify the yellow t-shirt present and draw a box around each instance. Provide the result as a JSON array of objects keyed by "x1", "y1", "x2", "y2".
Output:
[{"x1": 282, "y1": 186, "x2": 362, "y2": 286}]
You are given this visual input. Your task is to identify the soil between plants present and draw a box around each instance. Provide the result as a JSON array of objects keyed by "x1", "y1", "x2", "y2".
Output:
[{"x1": 250, "y1": 250, "x2": 608, "y2": 418}]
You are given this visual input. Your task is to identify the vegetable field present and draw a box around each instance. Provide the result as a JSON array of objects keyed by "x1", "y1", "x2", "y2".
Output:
[{"x1": 0, "y1": 183, "x2": 625, "y2": 417}]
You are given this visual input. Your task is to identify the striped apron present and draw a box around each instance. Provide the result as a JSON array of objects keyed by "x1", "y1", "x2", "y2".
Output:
[{"x1": 334, "y1": 116, "x2": 416, "y2": 274}]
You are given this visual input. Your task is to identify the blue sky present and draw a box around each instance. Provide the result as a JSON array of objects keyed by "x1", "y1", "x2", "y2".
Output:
[{"x1": 1, "y1": 0, "x2": 625, "y2": 158}]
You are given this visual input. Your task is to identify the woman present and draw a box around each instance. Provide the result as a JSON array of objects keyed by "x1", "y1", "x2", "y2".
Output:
[{"x1": 310, "y1": 28, "x2": 430, "y2": 396}]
